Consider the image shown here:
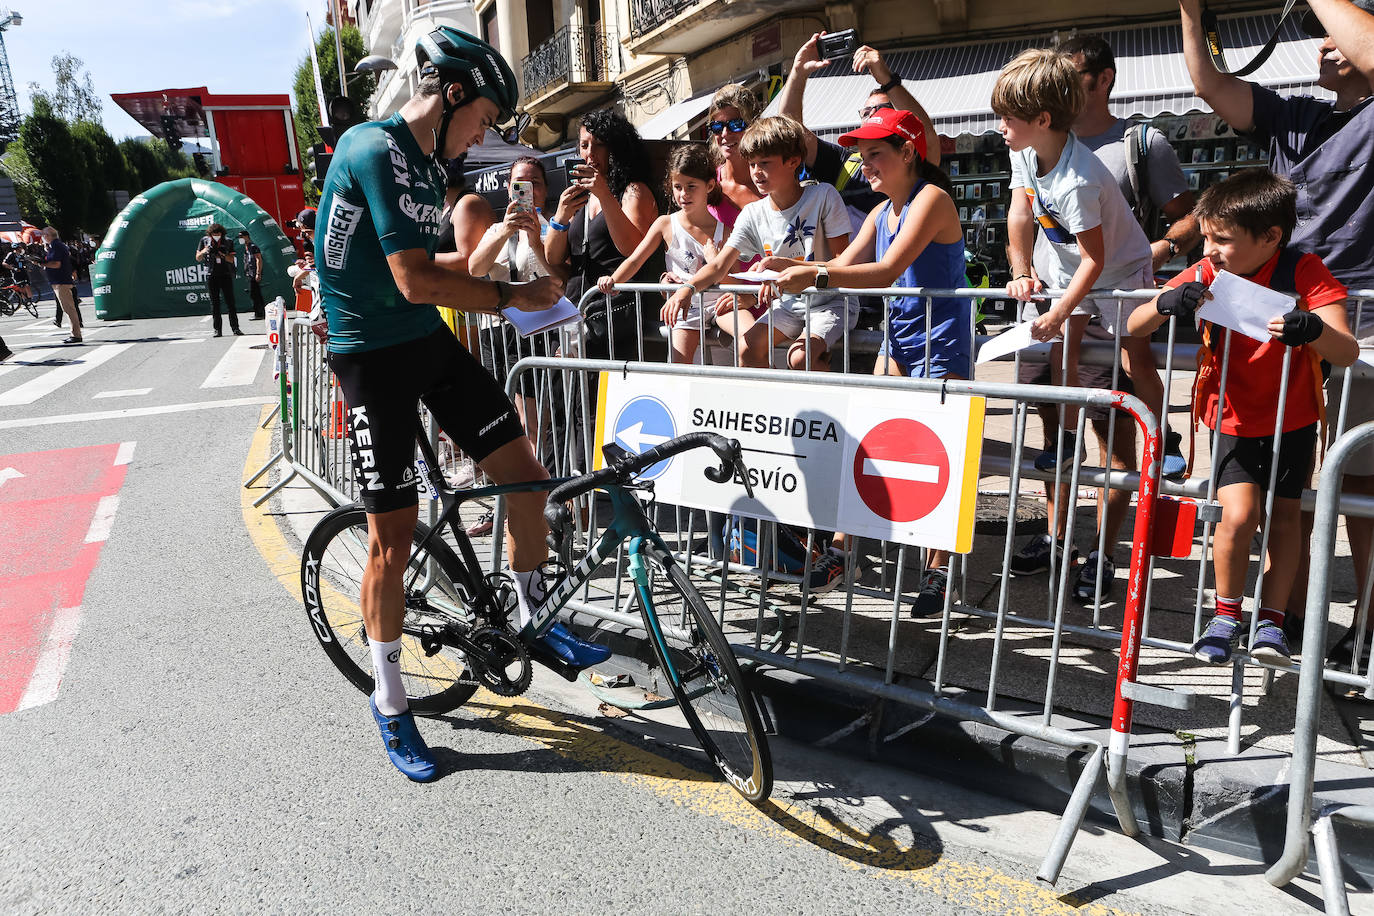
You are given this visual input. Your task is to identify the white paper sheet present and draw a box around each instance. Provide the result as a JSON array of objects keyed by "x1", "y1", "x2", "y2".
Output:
[
  {"x1": 1196, "y1": 270, "x2": 1294, "y2": 344},
  {"x1": 727, "y1": 269, "x2": 785, "y2": 282},
  {"x1": 976, "y1": 321, "x2": 1052, "y2": 364},
  {"x1": 501, "y1": 296, "x2": 581, "y2": 338}
]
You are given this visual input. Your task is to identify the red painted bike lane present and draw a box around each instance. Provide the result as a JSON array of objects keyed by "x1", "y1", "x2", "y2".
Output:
[{"x1": 0, "y1": 442, "x2": 133, "y2": 715}]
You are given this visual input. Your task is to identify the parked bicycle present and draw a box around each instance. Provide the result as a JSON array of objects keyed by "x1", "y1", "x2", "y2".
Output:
[
  {"x1": 0, "y1": 282, "x2": 38, "y2": 318},
  {"x1": 300, "y1": 421, "x2": 774, "y2": 802}
]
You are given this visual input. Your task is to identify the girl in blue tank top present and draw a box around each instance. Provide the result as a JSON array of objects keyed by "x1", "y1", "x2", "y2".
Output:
[{"x1": 774, "y1": 108, "x2": 972, "y2": 379}]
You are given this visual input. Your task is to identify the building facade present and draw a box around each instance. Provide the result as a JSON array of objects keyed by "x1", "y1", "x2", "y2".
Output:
[{"x1": 347, "y1": 0, "x2": 1328, "y2": 276}]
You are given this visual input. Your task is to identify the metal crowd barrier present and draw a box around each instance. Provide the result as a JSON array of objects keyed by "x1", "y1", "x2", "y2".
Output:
[
  {"x1": 257, "y1": 281, "x2": 1374, "y2": 887},
  {"x1": 1266, "y1": 420, "x2": 1374, "y2": 910}
]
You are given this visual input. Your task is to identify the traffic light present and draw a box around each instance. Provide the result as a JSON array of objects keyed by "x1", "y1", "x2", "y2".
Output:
[
  {"x1": 317, "y1": 95, "x2": 365, "y2": 147},
  {"x1": 308, "y1": 142, "x2": 333, "y2": 191}
]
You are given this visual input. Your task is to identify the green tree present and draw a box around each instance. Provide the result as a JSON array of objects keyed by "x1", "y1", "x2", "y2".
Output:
[
  {"x1": 293, "y1": 24, "x2": 376, "y2": 203},
  {"x1": 72, "y1": 121, "x2": 129, "y2": 231},
  {"x1": 118, "y1": 138, "x2": 165, "y2": 195},
  {"x1": 50, "y1": 52, "x2": 103, "y2": 124},
  {"x1": 17, "y1": 96, "x2": 89, "y2": 234}
]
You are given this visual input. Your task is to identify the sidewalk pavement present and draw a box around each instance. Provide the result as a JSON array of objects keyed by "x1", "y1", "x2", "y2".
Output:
[{"x1": 256, "y1": 354, "x2": 1373, "y2": 881}]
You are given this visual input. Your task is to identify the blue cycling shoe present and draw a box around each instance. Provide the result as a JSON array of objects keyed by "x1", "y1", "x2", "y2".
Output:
[
  {"x1": 370, "y1": 696, "x2": 438, "y2": 782},
  {"x1": 534, "y1": 622, "x2": 612, "y2": 669}
]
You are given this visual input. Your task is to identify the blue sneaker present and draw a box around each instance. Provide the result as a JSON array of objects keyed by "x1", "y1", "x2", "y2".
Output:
[
  {"x1": 369, "y1": 696, "x2": 438, "y2": 782},
  {"x1": 1162, "y1": 429, "x2": 1187, "y2": 481},
  {"x1": 534, "y1": 622, "x2": 612, "y2": 669},
  {"x1": 1192, "y1": 615, "x2": 1241, "y2": 665},
  {"x1": 1249, "y1": 622, "x2": 1294, "y2": 667}
]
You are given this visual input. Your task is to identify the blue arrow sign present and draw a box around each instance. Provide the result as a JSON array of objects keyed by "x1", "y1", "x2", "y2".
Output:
[{"x1": 612, "y1": 395, "x2": 676, "y2": 479}]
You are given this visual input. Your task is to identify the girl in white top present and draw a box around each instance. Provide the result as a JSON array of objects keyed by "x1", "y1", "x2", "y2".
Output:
[{"x1": 598, "y1": 144, "x2": 745, "y2": 363}]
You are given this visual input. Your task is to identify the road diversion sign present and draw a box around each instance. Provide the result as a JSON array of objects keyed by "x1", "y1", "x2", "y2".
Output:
[
  {"x1": 595, "y1": 372, "x2": 985, "y2": 552},
  {"x1": 611, "y1": 395, "x2": 676, "y2": 479}
]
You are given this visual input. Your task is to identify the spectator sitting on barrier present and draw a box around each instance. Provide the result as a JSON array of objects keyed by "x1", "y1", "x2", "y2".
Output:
[
  {"x1": 665, "y1": 115, "x2": 853, "y2": 372},
  {"x1": 545, "y1": 109, "x2": 659, "y2": 360},
  {"x1": 1180, "y1": 0, "x2": 1374, "y2": 667},
  {"x1": 598, "y1": 144, "x2": 748, "y2": 364},
  {"x1": 997, "y1": 49, "x2": 1172, "y2": 589},
  {"x1": 1127, "y1": 169, "x2": 1356, "y2": 666},
  {"x1": 772, "y1": 107, "x2": 971, "y2": 614}
]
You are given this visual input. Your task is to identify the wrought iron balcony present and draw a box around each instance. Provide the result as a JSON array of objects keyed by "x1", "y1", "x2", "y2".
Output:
[
  {"x1": 628, "y1": 0, "x2": 700, "y2": 38},
  {"x1": 521, "y1": 26, "x2": 619, "y2": 102}
]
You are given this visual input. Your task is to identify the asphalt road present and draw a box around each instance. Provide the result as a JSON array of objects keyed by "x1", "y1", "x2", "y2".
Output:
[{"x1": 0, "y1": 308, "x2": 1336, "y2": 915}]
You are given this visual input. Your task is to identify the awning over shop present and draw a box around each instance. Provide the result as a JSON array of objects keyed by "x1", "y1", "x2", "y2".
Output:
[
  {"x1": 765, "y1": 12, "x2": 1332, "y2": 138},
  {"x1": 637, "y1": 90, "x2": 718, "y2": 140}
]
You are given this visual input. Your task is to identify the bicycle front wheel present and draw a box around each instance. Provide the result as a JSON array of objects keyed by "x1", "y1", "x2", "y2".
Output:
[
  {"x1": 301, "y1": 505, "x2": 480, "y2": 715},
  {"x1": 636, "y1": 544, "x2": 772, "y2": 803},
  {"x1": 24, "y1": 297, "x2": 38, "y2": 318}
]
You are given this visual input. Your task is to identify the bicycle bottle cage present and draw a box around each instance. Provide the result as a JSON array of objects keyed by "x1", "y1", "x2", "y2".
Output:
[{"x1": 1203, "y1": 0, "x2": 1300, "y2": 77}]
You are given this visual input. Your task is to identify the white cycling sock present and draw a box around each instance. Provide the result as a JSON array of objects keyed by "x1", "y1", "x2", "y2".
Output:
[
  {"x1": 509, "y1": 568, "x2": 541, "y2": 631},
  {"x1": 370, "y1": 636, "x2": 407, "y2": 716}
]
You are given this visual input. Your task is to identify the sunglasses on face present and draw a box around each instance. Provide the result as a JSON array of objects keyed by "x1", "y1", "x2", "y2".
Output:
[
  {"x1": 708, "y1": 118, "x2": 748, "y2": 135},
  {"x1": 858, "y1": 102, "x2": 895, "y2": 120}
]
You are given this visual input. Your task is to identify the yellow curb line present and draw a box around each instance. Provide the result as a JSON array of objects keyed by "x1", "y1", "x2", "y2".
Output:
[{"x1": 240, "y1": 406, "x2": 1139, "y2": 916}]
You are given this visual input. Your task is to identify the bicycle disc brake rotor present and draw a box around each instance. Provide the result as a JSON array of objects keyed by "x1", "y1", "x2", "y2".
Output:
[{"x1": 467, "y1": 626, "x2": 532, "y2": 697}]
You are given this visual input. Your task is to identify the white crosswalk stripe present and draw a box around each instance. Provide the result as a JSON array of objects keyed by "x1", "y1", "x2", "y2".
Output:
[
  {"x1": 202, "y1": 336, "x2": 267, "y2": 388},
  {"x1": 0, "y1": 326, "x2": 273, "y2": 408},
  {"x1": 0, "y1": 344, "x2": 133, "y2": 406}
]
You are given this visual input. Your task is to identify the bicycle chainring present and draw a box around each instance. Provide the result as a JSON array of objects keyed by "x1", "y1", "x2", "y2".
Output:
[{"x1": 467, "y1": 626, "x2": 532, "y2": 697}]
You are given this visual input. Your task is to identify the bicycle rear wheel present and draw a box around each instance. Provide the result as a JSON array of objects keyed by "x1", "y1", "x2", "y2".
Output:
[
  {"x1": 636, "y1": 543, "x2": 772, "y2": 802},
  {"x1": 301, "y1": 505, "x2": 480, "y2": 715},
  {"x1": 24, "y1": 298, "x2": 38, "y2": 318}
]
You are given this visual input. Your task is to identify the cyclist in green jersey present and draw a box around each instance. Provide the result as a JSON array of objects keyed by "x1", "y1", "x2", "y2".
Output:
[{"x1": 317, "y1": 27, "x2": 610, "y2": 782}]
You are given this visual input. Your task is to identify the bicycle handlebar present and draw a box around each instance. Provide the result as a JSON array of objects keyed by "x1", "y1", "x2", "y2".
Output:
[{"x1": 543, "y1": 432, "x2": 751, "y2": 544}]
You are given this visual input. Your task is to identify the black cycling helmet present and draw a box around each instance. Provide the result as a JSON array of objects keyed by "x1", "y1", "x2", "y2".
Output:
[{"x1": 416, "y1": 27, "x2": 519, "y2": 163}]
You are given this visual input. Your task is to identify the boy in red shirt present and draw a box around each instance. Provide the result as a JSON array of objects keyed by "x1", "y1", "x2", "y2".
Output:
[{"x1": 1128, "y1": 169, "x2": 1357, "y2": 665}]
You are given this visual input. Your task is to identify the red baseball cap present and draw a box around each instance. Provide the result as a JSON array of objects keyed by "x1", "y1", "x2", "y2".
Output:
[{"x1": 836, "y1": 108, "x2": 927, "y2": 161}]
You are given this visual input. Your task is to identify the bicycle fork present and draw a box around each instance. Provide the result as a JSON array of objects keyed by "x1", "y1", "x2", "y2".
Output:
[{"x1": 631, "y1": 537, "x2": 689, "y2": 693}]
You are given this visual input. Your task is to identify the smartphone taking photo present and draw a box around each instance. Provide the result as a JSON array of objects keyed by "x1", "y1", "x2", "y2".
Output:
[{"x1": 511, "y1": 179, "x2": 534, "y2": 213}]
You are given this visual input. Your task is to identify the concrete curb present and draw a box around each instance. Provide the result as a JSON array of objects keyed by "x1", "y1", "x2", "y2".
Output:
[{"x1": 734, "y1": 657, "x2": 1374, "y2": 884}]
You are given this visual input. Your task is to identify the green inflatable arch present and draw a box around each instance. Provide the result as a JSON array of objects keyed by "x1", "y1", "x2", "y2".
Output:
[{"x1": 92, "y1": 178, "x2": 298, "y2": 320}]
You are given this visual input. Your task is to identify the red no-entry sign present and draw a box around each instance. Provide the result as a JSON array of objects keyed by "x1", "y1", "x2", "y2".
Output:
[{"x1": 852, "y1": 418, "x2": 951, "y2": 523}]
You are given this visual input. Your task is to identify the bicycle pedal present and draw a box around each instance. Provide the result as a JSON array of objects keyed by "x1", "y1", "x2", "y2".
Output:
[{"x1": 419, "y1": 624, "x2": 447, "y2": 658}]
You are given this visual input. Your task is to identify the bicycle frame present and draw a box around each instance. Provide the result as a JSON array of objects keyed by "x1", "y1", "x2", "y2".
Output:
[{"x1": 404, "y1": 423, "x2": 678, "y2": 644}]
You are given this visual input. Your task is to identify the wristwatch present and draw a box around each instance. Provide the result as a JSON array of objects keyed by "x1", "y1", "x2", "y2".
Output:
[
  {"x1": 815, "y1": 266, "x2": 830, "y2": 289},
  {"x1": 875, "y1": 77, "x2": 901, "y2": 94},
  {"x1": 1164, "y1": 238, "x2": 1180, "y2": 259}
]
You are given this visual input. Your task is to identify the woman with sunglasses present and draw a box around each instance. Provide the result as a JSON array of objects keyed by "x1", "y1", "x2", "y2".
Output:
[{"x1": 704, "y1": 84, "x2": 764, "y2": 222}]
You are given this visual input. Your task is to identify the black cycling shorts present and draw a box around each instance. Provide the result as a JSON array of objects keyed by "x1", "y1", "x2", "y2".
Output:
[
  {"x1": 1213, "y1": 422, "x2": 1317, "y2": 500},
  {"x1": 329, "y1": 327, "x2": 527, "y2": 514}
]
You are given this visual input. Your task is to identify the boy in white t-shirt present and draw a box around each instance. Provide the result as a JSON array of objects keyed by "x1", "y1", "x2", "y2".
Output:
[
  {"x1": 996, "y1": 49, "x2": 1167, "y2": 467},
  {"x1": 665, "y1": 115, "x2": 852, "y2": 371}
]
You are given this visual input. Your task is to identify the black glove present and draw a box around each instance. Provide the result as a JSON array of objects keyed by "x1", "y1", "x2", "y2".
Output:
[
  {"x1": 1277, "y1": 308, "x2": 1323, "y2": 346},
  {"x1": 1157, "y1": 281, "x2": 1207, "y2": 318}
]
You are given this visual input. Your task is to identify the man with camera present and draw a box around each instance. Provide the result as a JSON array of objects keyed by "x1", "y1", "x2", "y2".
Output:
[{"x1": 195, "y1": 222, "x2": 241, "y2": 336}]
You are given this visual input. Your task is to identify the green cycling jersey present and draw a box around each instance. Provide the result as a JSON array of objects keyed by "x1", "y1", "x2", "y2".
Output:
[{"x1": 315, "y1": 112, "x2": 448, "y2": 353}]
